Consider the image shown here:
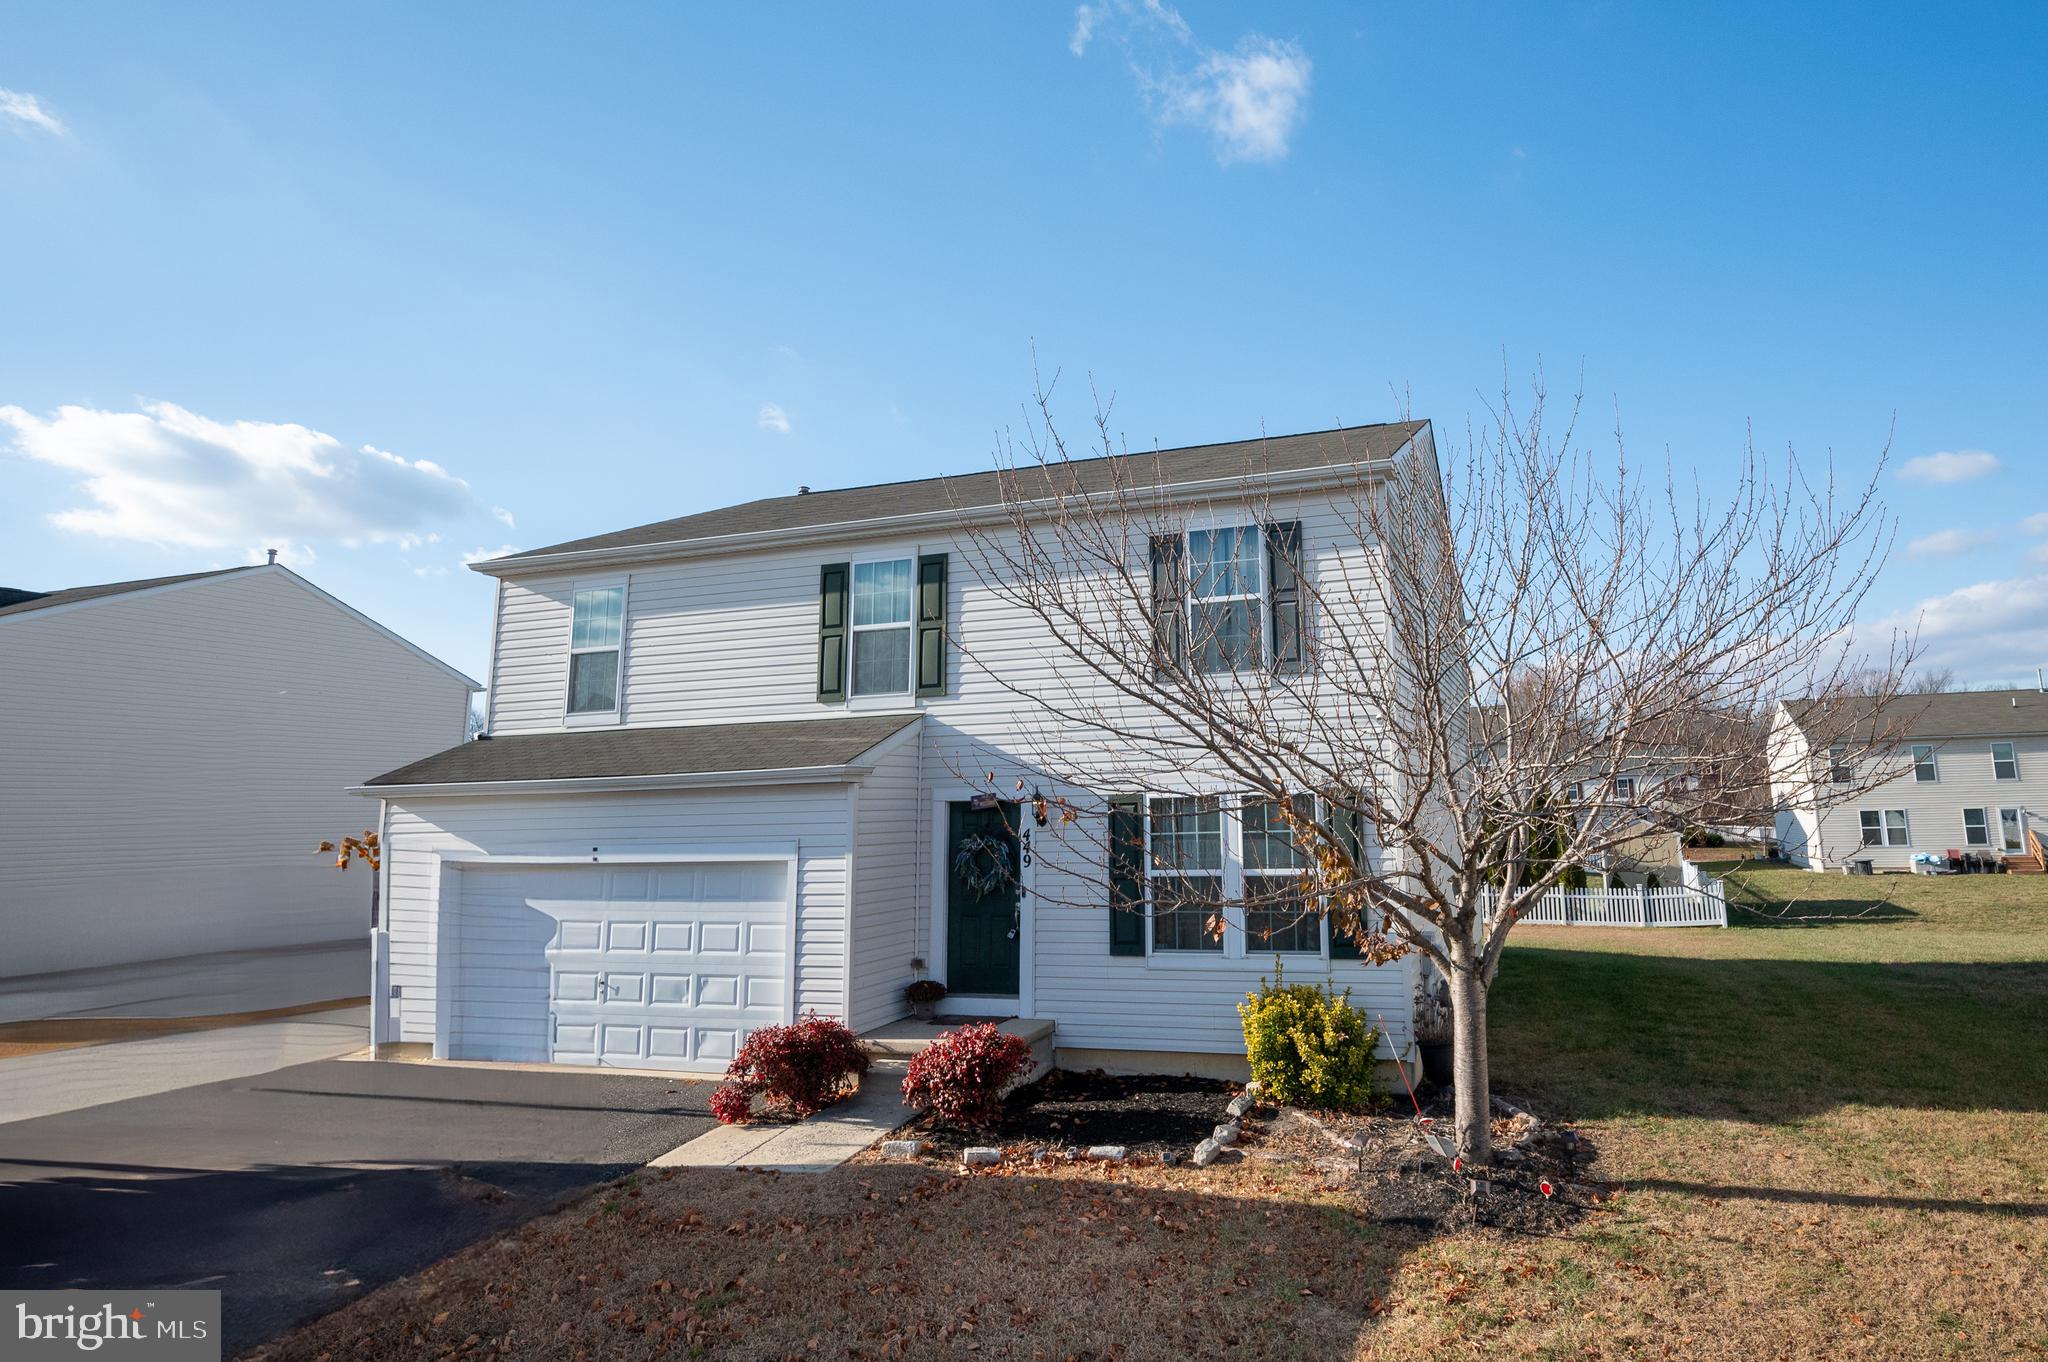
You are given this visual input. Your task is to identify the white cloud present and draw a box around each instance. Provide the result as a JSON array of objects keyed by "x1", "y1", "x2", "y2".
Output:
[
  {"x1": 0, "y1": 400, "x2": 505, "y2": 555},
  {"x1": 492, "y1": 505, "x2": 515, "y2": 527},
  {"x1": 1906, "y1": 527, "x2": 1998, "y2": 557},
  {"x1": 461, "y1": 544, "x2": 521, "y2": 566},
  {"x1": 2024, "y1": 512, "x2": 2048, "y2": 535},
  {"x1": 1875, "y1": 574, "x2": 2048, "y2": 682},
  {"x1": 0, "y1": 88, "x2": 65, "y2": 136},
  {"x1": 1899, "y1": 449, "x2": 2000, "y2": 484},
  {"x1": 1070, "y1": 2, "x2": 1310, "y2": 164},
  {"x1": 758, "y1": 403, "x2": 792, "y2": 435}
]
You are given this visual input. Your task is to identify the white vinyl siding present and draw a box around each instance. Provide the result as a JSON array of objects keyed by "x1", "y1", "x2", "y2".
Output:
[
  {"x1": 378, "y1": 786, "x2": 852, "y2": 1046},
  {"x1": 847, "y1": 724, "x2": 922, "y2": 1031},
  {"x1": 475, "y1": 440, "x2": 1436, "y2": 1061},
  {"x1": 0, "y1": 568, "x2": 472, "y2": 978}
]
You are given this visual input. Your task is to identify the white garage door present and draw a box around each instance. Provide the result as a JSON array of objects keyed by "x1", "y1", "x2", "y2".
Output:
[{"x1": 454, "y1": 861, "x2": 791, "y2": 1073}]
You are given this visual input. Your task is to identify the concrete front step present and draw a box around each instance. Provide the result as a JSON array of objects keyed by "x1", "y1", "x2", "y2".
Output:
[{"x1": 862, "y1": 1016, "x2": 1057, "y2": 1082}]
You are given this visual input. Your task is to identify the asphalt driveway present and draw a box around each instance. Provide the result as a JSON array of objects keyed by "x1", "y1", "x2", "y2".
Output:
[{"x1": 0, "y1": 1058, "x2": 715, "y2": 1355}]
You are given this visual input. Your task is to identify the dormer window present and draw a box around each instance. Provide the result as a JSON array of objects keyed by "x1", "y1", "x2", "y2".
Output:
[
  {"x1": 566, "y1": 585, "x2": 624, "y2": 716},
  {"x1": 849, "y1": 559, "x2": 914, "y2": 696}
]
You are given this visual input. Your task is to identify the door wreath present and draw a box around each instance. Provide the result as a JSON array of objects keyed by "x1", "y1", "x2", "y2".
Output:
[{"x1": 952, "y1": 833, "x2": 1014, "y2": 899}]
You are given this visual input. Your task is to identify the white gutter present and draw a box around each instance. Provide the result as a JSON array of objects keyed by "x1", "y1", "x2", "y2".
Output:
[
  {"x1": 468, "y1": 450, "x2": 1408, "y2": 579},
  {"x1": 347, "y1": 762, "x2": 877, "y2": 799}
]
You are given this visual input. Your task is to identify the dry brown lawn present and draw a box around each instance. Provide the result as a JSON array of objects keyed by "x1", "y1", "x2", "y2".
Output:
[{"x1": 247, "y1": 869, "x2": 2047, "y2": 1360}]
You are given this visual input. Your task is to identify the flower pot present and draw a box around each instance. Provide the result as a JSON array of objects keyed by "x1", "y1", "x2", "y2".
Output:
[
  {"x1": 1418, "y1": 1041, "x2": 1454, "y2": 1088},
  {"x1": 910, "y1": 1001, "x2": 937, "y2": 1023}
]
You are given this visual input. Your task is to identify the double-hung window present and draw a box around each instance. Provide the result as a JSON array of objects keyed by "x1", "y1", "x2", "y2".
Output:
[
  {"x1": 1859, "y1": 809, "x2": 1908, "y2": 847},
  {"x1": 1242, "y1": 794, "x2": 1321, "y2": 954},
  {"x1": 1829, "y1": 746, "x2": 1854, "y2": 783},
  {"x1": 1147, "y1": 796, "x2": 1224, "y2": 952},
  {"x1": 1912, "y1": 745, "x2": 1938, "y2": 782},
  {"x1": 1611, "y1": 776, "x2": 1636, "y2": 800},
  {"x1": 849, "y1": 559, "x2": 914, "y2": 696},
  {"x1": 1962, "y1": 808, "x2": 1990, "y2": 847},
  {"x1": 1992, "y1": 741, "x2": 2020, "y2": 781},
  {"x1": 566, "y1": 585, "x2": 625, "y2": 716},
  {"x1": 1187, "y1": 526, "x2": 1263, "y2": 673}
]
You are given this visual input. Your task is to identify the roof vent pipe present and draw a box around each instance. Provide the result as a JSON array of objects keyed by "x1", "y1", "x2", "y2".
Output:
[
  {"x1": 2038, "y1": 666, "x2": 2044, "y2": 692},
  {"x1": 797, "y1": 485, "x2": 811, "y2": 496},
  {"x1": 266, "y1": 548, "x2": 278, "y2": 565}
]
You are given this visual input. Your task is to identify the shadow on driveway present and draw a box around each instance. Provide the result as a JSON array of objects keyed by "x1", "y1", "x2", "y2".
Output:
[{"x1": 0, "y1": 1058, "x2": 714, "y2": 1355}]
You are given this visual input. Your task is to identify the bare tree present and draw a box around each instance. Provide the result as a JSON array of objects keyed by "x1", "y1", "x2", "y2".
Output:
[{"x1": 945, "y1": 369, "x2": 1908, "y2": 1162}]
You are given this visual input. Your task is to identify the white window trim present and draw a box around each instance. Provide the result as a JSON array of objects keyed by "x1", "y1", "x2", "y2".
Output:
[
  {"x1": 1185, "y1": 524, "x2": 1268, "y2": 675},
  {"x1": 1828, "y1": 745, "x2": 1853, "y2": 784},
  {"x1": 1611, "y1": 776, "x2": 1636, "y2": 800},
  {"x1": 2000, "y1": 806, "x2": 2025, "y2": 853},
  {"x1": 1911, "y1": 744, "x2": 1939, "y2": 783},
  {"x1": 563, "y1": 576, "x2": 628, "y2": 727},
  {"x1": 1142, "y1": 790, "x2": 1331, "y2": 964},
  {"x1": 1991, "y1": 741, "x2": 2020, "y2": 781},
  {"x1": 1859, "y1": 808, "x2": 1910, "y2": 848},
  {"x1": 847, "y1": 553, "x2": 916, "y2": 701},
  {"x1": 1241, "y1": 794, "x2": 1325, "y2": 958},
  {"x1": 1962, "y1": 807, "x2": 1990, "y2": 847}
]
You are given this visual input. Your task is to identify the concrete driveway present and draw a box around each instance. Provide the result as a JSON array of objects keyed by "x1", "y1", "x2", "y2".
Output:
[{"x1": 0, "y1": 1057, "x2": 715, "y2": 1355}]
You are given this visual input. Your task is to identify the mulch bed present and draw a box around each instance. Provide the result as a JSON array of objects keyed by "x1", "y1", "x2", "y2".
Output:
[
  {"x1": 1256, "y1": 1089, "x2": 1607, "y2": 1236},
  {"x1": 908, "y1": 1068, "x2": 1237, "y2": 1159}
]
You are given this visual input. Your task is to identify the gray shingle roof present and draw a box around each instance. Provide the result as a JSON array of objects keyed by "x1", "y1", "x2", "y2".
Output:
[
  {"x1": 362, "y1": 714, "x2": 922, "y2": 788},
  {"x1": 1782, "y1": 690, "x2": 2048, "y2": 740},
  {"x1": 491, "y1": 420, "x2": 1427, "y2": 565},
  {"x1": 0, "y1": 567, "x2": 259, "y2": 620}
]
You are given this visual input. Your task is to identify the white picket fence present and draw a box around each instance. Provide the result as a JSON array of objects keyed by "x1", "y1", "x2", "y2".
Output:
[{"x1": 1486, "y1": 862, "x2": 1729, "y2": 928}]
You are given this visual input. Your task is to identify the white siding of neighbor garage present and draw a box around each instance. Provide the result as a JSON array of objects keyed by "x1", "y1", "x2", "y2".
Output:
[
  {"x1": 377, "y1": 785, "x2": 851, "y2": 1046},
  {"x1": 0, "y1": 567, "x2": 473, "y2": 978},
  {"x1": 473, "y1": 439, "x2": 1433, "y2": 1061}
]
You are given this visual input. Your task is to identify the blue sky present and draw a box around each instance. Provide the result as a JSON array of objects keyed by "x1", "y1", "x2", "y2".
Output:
[{"x1": 3, "y1": 2, "x2": 2043, "y2": 687}]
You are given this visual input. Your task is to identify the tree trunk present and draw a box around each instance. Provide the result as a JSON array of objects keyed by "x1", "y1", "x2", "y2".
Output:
[{"x1": 1448, "y1": 963, "x2": 1492, "y2": 1163}]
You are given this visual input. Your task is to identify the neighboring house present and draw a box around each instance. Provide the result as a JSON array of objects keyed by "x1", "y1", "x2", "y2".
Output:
[
  {"x1": 1770, "y1": 690, "x2": 2048, "y2": 872},
  {"x1": 0, "y1": 565, "x2": 479, "y2": 1013},
  {"x1": 356, "y1": 421, "x2": 1441, "y2": 1078}
]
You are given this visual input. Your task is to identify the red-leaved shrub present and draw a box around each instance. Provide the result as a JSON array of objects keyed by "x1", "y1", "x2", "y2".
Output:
[
  {"x1": 711, "y1": 1014, "x2": 872, "y2": 1124},
  {"x1": 901, "y1": 1022, "x2": 1036, "y2": 1130}
]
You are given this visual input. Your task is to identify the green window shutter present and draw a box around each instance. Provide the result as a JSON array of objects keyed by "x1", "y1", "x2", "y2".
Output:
[
  {"x1": 1328, "y1": 806, "x2": 1367, "y2": 959},
  {"x1": 1264, "y1": 520, "x2": 1305, "y2": 673},
  {"x1": 1148, "y1": 534, "x2": 1187, "y2": 677},
  {"x1": 914, "y1": 552, "x2": 948, "y2": 697},
  {"x1": 817, "y1": 562, "x2": 849, "y2": 701},
  {"x1": 1108, "y1": 794, "x2": 1147, "y2": 957}
]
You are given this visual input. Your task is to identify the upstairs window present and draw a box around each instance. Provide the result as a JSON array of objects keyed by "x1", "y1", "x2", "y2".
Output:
[
  {"x1": 1829, "y1": 746, "x2": 1854, "y2": 783},
  {"x1": 1187, "y1": 526, "x2": 1264, "y2": 673},
  {"x1": 1912, "y1": 745, "x2": 1938, "y2": 782},
  {"x1": 1148, "y1": 796, "x2": 1224, "y2": 952},
  {"x1": 1611, "y1": 776, "x2": 1636, "y2": 800},
  {"x1": 849, "y1": 559, "x2": 914, "y2": 696},
  {"x1": 566, "y1": 586, "x2": 625, "y2": 715},
  {"x1": 1242, "y1": 794, "x2": 1321, "y2": 954},
  {"x1": 1992, "y1": 741, "x2": 2020, "y2": 781}
]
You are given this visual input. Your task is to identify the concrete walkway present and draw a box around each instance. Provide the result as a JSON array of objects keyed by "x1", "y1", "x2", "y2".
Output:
[
  {"x1": 653, "y1": 1063, "x2": 914, "y2": 1173},
  {"x1": 0, "y1": 1005, "x2": 369, "y2": 1126}
]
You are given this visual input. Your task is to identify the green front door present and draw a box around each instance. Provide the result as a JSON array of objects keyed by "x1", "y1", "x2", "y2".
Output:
[{"x1": 946, "y1": 800, "x2": 1021, "y2": 996}]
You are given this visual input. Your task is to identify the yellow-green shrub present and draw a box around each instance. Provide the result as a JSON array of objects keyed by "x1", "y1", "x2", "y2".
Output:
[{"x1": 1237, "y1": 962, "x2": 1382, "y2": 1110}]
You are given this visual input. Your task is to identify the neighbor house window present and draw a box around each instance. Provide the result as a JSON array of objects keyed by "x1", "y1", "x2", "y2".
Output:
[
  {"x1": 1962, "y1": 808, "x2": 1990, "y2": 847},
  {"x1": 2001, "y1": 807, "x2": 2025, "y2": 852},
  {"x1": 849, "y1": 559, "x2": 914, "y2": 696},
  {"x1": 1912, "y1": 745, "x2": 1938, "y2": 782},
  {"x1": 1611, "y1": 776, "x2": 1636, "y2": 800},
  {"x1": 1242, "y1": 794, "x2": 1321, "y2": 954},
  {"x1": 1829, "y1": 746, "x2": 1853, "y2": 783},
  {"x1": 1859, "y1": 809, "x2": 1908, "y2": 847},
  {"x1": 1147, "y1": 796, "x2": 1224, "y2": 952},
  {"x1": 1992, "y1": 741, "x2": 2020, "y2": 781},
  {"x1": 1565, "y1": 782, "x2": 1583, "y2": 802},
  {"x1": 566, "y1": 585, "x2": 625, "y2": 715},
  {"x1": 1187, "y1": 526, "x2": 1263, "y2": 673}
]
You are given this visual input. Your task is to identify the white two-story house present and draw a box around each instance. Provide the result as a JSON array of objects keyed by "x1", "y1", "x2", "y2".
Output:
[
  {"x1": 1770, "y1": 690, "x2": 2048, "y2": 872},
  {"x1": 356, "y1": 421, "x2": 1440, "y2": 1078}
]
